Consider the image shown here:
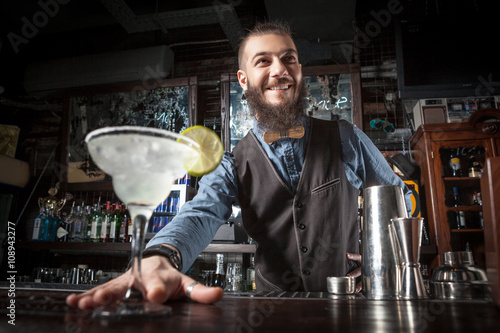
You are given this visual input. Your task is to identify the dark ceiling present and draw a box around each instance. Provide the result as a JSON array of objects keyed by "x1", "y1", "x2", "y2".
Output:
[
  {"x1": 0, "y1": 0, "x2": 363, "y2": 100},
  {"x1": 0, "y1": 0, "x2": 493, "y2": 100}
]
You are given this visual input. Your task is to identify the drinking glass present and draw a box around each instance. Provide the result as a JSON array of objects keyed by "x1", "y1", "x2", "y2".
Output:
[{"x1": 85, "y1": 126, "x2": 199, "y2": 317}]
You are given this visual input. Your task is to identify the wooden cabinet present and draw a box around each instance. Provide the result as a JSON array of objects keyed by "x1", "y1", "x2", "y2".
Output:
[{"x1": 410, "y1": 109, "x2": 500, "y2": 269}]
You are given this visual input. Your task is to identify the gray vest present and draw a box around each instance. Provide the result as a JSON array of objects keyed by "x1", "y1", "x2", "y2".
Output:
[{"x1": 233, "y1": 118, "x2": 360, "y2": 292}]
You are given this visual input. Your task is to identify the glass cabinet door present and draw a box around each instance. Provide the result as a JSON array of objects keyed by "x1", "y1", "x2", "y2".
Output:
[{"x1": 221, "y1": 65, "x2": 362, "y2": 151}]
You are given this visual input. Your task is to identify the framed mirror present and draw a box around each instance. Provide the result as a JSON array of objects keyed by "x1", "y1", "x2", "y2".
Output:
[
  {"x1": 59, "y1": 77, "x2": 198, "y2": 185},
  {"x1": 221, "y1": 64, "x2": 362, "y2": 151}
]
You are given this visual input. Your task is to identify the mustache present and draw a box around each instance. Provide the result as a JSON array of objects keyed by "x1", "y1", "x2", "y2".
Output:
[{"x1": 265, "y1": 77, "x2": 295, "y2": 88}]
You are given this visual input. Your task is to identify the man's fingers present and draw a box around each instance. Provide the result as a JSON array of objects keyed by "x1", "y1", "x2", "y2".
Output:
[
  {"x1": 346, "y1": 252, "x2": 362, "y2": 263},
  {"x1": 188, "y1": 283, "x2": 224, "y2": 304}
]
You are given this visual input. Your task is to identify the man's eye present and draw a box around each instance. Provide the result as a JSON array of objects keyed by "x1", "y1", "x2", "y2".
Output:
[{"x1": 283, "y1": 55, "x2": 296, "y2": 62}]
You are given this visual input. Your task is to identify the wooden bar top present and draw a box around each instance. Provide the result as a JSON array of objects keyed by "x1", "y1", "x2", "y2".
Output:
[{"x1": 1, "y1": 289, "x2": 500, "y2": 332}]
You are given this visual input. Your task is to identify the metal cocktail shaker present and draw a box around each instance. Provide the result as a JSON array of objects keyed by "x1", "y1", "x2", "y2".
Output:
[{"x1": 362, "y1": 185, "x2": 408, "y2": 299}]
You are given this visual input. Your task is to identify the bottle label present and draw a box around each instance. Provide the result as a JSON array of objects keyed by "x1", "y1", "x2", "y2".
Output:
[
  {"x1": 100, "y1": 221, "x2": 108, "y2": 238},
  {"x1": 57, "y1": 227, "x2": 69, "y2": 239},
  {"x1": 32, "y1": 218, "x2": 41, "y2": 240},
  {"x1": 450, "y1": 157, "x2": 461, "y2": 171},
  {"x1": 73, "y1": 219, "x2": 82, "y2": 233},
  {"x1": 110, "y1": 221, "x2": 117, "y2": 239},
  {"x1": 91, "y1": 221, "x2": 98, "y2": 239}
]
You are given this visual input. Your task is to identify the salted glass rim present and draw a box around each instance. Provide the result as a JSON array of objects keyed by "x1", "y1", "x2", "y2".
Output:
[{"x1": 84, "y1": 125, "x2": 199, "y2": 149}]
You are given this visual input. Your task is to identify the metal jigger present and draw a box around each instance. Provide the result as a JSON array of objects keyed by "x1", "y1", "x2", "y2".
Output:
[{"x1": 390, "y1": 217, "x2": 428, "y2": 299}]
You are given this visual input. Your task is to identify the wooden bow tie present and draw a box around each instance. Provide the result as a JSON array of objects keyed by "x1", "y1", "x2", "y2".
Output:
[{"x1": 263, "y1": 126, "x2": 305, "y2": 143}]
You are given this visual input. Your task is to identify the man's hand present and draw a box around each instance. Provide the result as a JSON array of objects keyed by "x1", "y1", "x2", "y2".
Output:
[
  {"x1": 345, "y1": 252, "x2": 362, "y2": 293},
  {"x1": 66, "y1": 256, "x2": 223, "y2": 310}
]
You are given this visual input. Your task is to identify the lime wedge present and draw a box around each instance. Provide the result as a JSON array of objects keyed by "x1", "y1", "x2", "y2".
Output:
[{"x1": 180, "y1": 125, "x2": 224, "y2": 177}]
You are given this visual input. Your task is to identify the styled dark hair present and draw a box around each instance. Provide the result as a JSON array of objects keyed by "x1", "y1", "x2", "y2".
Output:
[{"x1": 238, "y1": 21, "x2": 294, "y2": 69}]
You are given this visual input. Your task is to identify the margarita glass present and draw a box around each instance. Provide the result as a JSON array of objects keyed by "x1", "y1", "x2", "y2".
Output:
[{"x1": 85, "y1": 126, "x2": 199, "y2": 317}]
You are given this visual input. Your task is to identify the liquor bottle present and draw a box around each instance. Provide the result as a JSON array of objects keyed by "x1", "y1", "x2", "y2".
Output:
[
  {"x1": 473, "y1": 191, "x2": 482, "y2": 206},
  {"x1": 89, "y1": 203, "x2": 103, "y2": 243},
  {"x1": 39, "y1": 208, "x2": 51, "y2": 241},
  {"x1": 83, "y1": 205, "x2": 92, "y2": 242},
  {"x1": 100, "y1": 201, "x2": 111, "y2": 242},
  {"x1": 57, "y1": 211, "x2": 70, "y2": 242},
  {"x1": 455, "y1": 211, "x2": 467, "y2": 229},
  {"x1": 48, "y1": 209, "x2": 59, "y2": 242},
  {"x1": 109, "y1": 202, "x2": 121, "y2": 242},
  {"x1": 452, "y1": 187, "x2": 463, "y2": 207},
  {"x1": 119, "y1": 204, "x2": 128, "y2": 242},
  {"x1": 213, "y1": 253, "x2": 225, "y2": 288},
  {"x1": 449, "y1": 154, "x2": 462, "y2": 177},
  {"x1": 126, "y1": 210, "x2": 133, "y2": 242},
  {"x1": 69, "y1": 204, "x2": 85, "y2": 242},
  {"x1": 32, "y1": 208, "x2": 47, "y2": 241},
  {"x1": 468, "y1": 155, "x2": 482, "y2": 177},
  {"x1": 246, "y1": 255, "x2": 256, "y2": 291}
]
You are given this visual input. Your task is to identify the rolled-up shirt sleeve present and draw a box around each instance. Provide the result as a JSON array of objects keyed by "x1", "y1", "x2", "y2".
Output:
[
  {"x1": 340, "y1": 121, "x2": 413, "y2": 215},
  {"x1": 146, "y1": 151, "x2": 239, "y2": 273}
]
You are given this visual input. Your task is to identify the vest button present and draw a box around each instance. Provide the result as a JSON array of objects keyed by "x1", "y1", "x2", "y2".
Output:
[
  {"x1": 303, "y1": 269, "x2": 311, "y2": 276},
  {"x1": 301, "y1": 246, "x2": 308, "y2": 253},
  {"x1": 298, "y1": 223, "x2": 306, "y2": 230},
  {"x1": 295, "y1": 202, "x2": 303, "y2": 208}
]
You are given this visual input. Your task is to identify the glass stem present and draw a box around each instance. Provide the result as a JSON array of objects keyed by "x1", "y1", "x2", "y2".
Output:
[{"x1": 124, "y1": 213, "x2": 149, "y2": 303}]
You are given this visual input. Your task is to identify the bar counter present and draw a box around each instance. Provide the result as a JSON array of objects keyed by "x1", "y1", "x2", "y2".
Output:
[{"x1": 1, "y1": 288, "x2": 500, "y2": 332}]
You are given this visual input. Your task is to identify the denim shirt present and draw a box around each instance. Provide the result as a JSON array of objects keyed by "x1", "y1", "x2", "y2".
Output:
[{"x1": 147, "y1": 116, "x2": 412, "y2": 273}]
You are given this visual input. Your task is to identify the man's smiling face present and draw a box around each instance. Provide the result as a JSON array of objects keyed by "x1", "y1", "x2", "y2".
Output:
[
  {"x1": 237, "y1": 33, "x2": 306, "y2": 129},
  {"x1": 238, "y1": 33, "x2": 302, "y2": 106}
]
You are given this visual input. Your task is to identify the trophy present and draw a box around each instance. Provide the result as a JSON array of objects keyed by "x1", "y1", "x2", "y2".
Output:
[{"x1": 38, "y1": 186, "x2": 67, "y2": 212}]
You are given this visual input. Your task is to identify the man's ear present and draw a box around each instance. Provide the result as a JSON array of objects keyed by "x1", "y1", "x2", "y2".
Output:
[{"x1": 237, "y1": 70, "x2": 248, "y2": 91}]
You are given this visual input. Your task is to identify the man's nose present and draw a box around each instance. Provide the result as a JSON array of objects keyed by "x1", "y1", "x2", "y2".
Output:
[{"x1": 270, "y1": 58, "x2": 288, "y2": 77}]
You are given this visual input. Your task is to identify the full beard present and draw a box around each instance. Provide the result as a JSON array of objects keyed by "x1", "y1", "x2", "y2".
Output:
[{"x1": 245, "y1": 78, "x2": 308, "y2": 131}]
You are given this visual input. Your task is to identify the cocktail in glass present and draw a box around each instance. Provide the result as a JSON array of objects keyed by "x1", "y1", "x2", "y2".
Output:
[{"x1": 85, "y1": 126, "x2": 199, "y2": 317}]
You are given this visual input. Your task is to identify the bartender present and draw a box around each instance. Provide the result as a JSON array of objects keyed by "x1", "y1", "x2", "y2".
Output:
[{"x1": 67, "y1": 21, "x2": 411, "y2": 309}]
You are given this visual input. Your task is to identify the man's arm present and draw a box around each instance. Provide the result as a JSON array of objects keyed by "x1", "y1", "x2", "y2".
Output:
[
  {"x1": 146, "y1": 151, "x2": 239, "y2": 272},
  {"x1": 66, "y1": 152, "x2": 238, "y2": 309},
  {"x1": 340, "y1": 121, "x2": 413, "y2": 214}
]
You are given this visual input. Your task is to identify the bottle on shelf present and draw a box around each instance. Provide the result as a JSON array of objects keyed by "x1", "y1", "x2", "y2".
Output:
[
  {"x1": 468, "y1": 155, "x2": 482, "y2": 178},
  {"x1": 83, "y1": 205, "x2": 92, "y2": 242},
  {"x1": 213, "y1": 253, "x2": 225, "y2": 288},
  {"x1": 246, "y1": 255, "x2": 256, "y2": 291},
  {"x1": 32, "y1": 208, "x2": 47, "y2": 241},
  {"x1": 454, "y1": 211, "x2": 467, "y2": 229},
  {"x1": 119, "y1": 204, "x2": 128, "y2": 242},
  {"x1": 57, "y1": 211, "x2": 70, "y2": 242},
  {"x1": 126, "y1": 212, "x2": 133, "y2": 243},
  {"x1": 473, "y1": 191, "x2": 482, "y2": 206},
  {"x1": 39, "y1": 208, "x2": 51, "y2": 241},
  {"x1": 109, "y1": 202, "x2": 121, "y2": 242},
  {"x1": 69, "y1": 204, "x2": 85, "y2": 242},
  {"x1": 100, "y1": 201, "x2": 111, "y2": 242},
  {"x1": 452, "y1": 187, "x2": 464, "y2": 207},
  {"x1": 449, "y1": 153, "x2": 462, "y2": 177},
  {"x1": 89, "y1": 203, "x2": 103, "y2": 243},
  {"x1": 48, "y1": 209, "x2": 59, "y2": 242}
]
